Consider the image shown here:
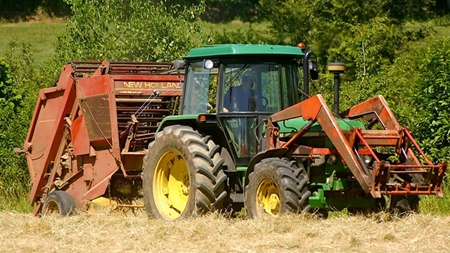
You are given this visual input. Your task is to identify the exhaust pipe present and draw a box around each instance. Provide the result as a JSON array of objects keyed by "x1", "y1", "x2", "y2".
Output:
[{"x1": 327, "y1": 62, "x2": 346, "y2": 114}]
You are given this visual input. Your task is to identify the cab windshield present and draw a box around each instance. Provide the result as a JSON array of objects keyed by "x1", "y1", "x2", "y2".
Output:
[
  {"x1": 181, "y1": 58, "x2": 301, "y2": 158},
  {"x1": 181, "y1": 59, "x2": 300, "y2": 115},
  {"x1": 219, "y1": 61, "x2": 300, "y2": 113}
]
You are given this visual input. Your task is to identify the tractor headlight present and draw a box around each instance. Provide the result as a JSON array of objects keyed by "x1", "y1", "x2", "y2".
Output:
[
  {"x1": 204, "y1": 59, "x2": 214, "y2": 70},
  {"x1": 327, "y1": 154, "x2": 338, "y2": 164}
]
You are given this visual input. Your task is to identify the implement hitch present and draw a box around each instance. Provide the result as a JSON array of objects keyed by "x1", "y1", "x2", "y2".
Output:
[{"x1": 266, "y1": 94, "x2": 447, "y2": 199}]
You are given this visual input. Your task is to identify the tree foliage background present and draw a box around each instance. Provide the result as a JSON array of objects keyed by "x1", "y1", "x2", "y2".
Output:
[
  {"x1": 255, "y1": 0, "x2": 450, "y2": 161},
  {"x1": 54, "y1": 0, "x2": 209, "y2": 64},
  {"x1": 0, "y1": 0, "x2": 449, "y2": 210}
]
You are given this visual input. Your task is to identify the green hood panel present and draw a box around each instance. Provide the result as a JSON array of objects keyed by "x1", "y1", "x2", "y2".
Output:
[{"x1": 278, "y1": 117, "x2": 365, "y2": 135}]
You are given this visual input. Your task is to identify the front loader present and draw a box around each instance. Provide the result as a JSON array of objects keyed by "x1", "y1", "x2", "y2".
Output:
[{"x1": 142, "y1": 44, "x2": 446, "y2": 220}]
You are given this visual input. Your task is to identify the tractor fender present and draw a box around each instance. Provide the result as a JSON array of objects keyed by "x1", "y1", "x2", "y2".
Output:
[
  {"x1": 244, "y1": 147, "x2": 289, "y2": 187},
  {"x1": 156, "y1": 115, "x2": 199, "y2": 132}
]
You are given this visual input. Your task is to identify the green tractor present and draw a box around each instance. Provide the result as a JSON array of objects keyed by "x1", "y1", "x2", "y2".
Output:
[{"x1": 142, "y1": 44, "x2": 446, "y2": 220}]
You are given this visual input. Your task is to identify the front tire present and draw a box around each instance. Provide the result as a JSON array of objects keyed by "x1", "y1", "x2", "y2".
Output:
[
  {"x1": 143, "y1": 125, "x2": 227, "y2": 220},
  {"x1": 245, "y1": 158, "x2": 310, "y2": 218}
]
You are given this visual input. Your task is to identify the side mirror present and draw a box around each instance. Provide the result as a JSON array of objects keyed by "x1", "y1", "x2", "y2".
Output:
[
  {"x1": 303, "y1": 50, "x2": 319, "y2": 100},
  {"x1": 309, "y1": 60, "x2": 319, "y2": 80}
]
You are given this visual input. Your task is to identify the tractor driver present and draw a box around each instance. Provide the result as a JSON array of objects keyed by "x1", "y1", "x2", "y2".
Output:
[{"x1": 223, "y1": 72, "x2": 260, "y2": 112}]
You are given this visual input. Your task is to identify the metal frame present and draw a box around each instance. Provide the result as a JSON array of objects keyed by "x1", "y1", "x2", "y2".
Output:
[
  {"x1": 23, "y1": 61, "x2": 183, "y2": 214},
  {"x1": 265, "y1": 94, "x2": 446, "y2": 198}
]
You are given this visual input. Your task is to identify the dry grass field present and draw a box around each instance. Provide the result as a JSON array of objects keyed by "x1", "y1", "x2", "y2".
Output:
[{"x1": 1, "y1": 210, "x2": 449, "y2": 253}]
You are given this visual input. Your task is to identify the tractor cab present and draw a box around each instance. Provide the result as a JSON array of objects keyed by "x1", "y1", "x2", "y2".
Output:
[{"x1": 180, "y1": 44, "x2": 315, "y2": 162}]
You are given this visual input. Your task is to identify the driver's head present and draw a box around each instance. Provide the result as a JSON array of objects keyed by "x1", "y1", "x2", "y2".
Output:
[{"x1": 241, "y1": 72, "x2": 255, "y2": 89}]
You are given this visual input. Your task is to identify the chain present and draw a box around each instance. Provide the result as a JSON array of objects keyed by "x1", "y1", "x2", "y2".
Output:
[{"x1": 134, "y1": 90, "x2": 160, "y2": 118}]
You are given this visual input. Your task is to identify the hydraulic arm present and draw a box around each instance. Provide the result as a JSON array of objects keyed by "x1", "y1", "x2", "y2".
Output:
[{"x1": 265, "y1": 94, "x2": 446, "y2": 198}]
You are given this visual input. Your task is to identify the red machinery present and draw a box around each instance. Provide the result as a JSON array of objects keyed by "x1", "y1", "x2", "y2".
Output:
[
  {"x1": 265, "y1": 94, "x2": 446, "y2": 199},
  {"x1": 21, "y1": 61, "x2": 183, "y2": 215}
]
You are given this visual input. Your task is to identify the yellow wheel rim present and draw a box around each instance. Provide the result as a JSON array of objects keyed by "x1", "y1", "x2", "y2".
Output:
[
  {"x1": 256, "y1": 178, "x2": 280, "y2": 216},
  {"x1": 153, "y1": 149, "x2": 190, "y2": 220},
  {"x1": 43, "y1": 201, "x2": 60, "y2": 215}
]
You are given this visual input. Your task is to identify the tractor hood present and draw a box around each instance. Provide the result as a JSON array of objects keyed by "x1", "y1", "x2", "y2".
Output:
[{"x1": 278, "y1": 117, "x2": 365, "y2": 138}]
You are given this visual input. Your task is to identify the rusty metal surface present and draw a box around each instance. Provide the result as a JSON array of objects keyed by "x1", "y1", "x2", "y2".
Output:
[
  {"x1": 24, "y1": 60, "x2": 184, "y2": 215},
  {"x1": 26, "y1": 64, "x2": 78, "y2": 207},
  {"x1": 80, "y1": 94, "x2": 112, "y2": 142},
  {"x1": 268, "y1": 94, "x2": 372, "y2": 193},
  {"x1": 343, "y1": 97, "x2": 446, "y2": 198},
  {"x1": 371, "y1": 161, "x2": 447, "y2": 198},
  {"x1": 267, "y1": 94, "x2": 446, "y2": 198},
  {"x1": 69, "y1": 61, "x2": 177, "y2": 78},
  {"x1": 71, "y1": 114, "x2": 90, "y2": 156},
  {"x1": 343, "y1": 95, "x2": 401, "y2": 131}
]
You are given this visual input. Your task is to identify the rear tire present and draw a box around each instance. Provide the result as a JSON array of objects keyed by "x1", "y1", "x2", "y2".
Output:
[
  {"x1": 143, "y1": 125, "x2": 227, "y2": 220},
  {"x1": 41, "y1": 190, "x2": 76, "y2": 216},
  {"x1": 245, "y1": 158, "x2": 310, "y2": 218}
]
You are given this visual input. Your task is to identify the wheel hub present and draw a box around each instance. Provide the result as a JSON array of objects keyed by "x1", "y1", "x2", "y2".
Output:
[
  {"x1": 154, "y1": 150, "x2": 190, "y2": 220},
  {"x1": 256, "y1": 179, "x2": 280, "y2": 216}
]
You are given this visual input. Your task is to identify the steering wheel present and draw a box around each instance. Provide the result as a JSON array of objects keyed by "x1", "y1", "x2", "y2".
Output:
[{"x1": 261, "y1": 96, "x2": 268, "y2": 107}]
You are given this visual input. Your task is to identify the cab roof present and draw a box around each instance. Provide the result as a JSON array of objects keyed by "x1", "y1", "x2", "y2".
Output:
[{"x1": 183, "y1": 44, "x2": 305, "y2": 59}]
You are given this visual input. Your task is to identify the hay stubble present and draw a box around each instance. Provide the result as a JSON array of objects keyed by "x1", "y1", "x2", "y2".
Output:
[{"x1": 1, "y1": 211, "x2": 449, "y2": 253}]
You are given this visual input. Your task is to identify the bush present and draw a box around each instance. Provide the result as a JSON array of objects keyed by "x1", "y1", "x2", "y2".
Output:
[
  {"x1": 0, "y1": 42, "x2": 40, "y2": 212},
  {"x1": 55, "y1": 0, "x2": 208, "y2": 64},
  {"x1": 411, "y1": 37, "x2": 450, "y2": 162}
]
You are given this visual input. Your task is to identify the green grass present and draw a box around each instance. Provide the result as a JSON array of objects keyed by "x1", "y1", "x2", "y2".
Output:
[
  {"x1": 420, "y1": 179, "x2": 450, "y2": 215},
  {"x1": 201, "y1": 20, "x2": 269, "y2": 34},
  {"x1": 0, "y1": 21, "x2": 66, "y2": 65},
  {"x1": 0, "y1": 175, "x2": 33, "y2": 213},
  {"x1": 405, "y1": 21, "x2": 450, "y2": 37}
]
